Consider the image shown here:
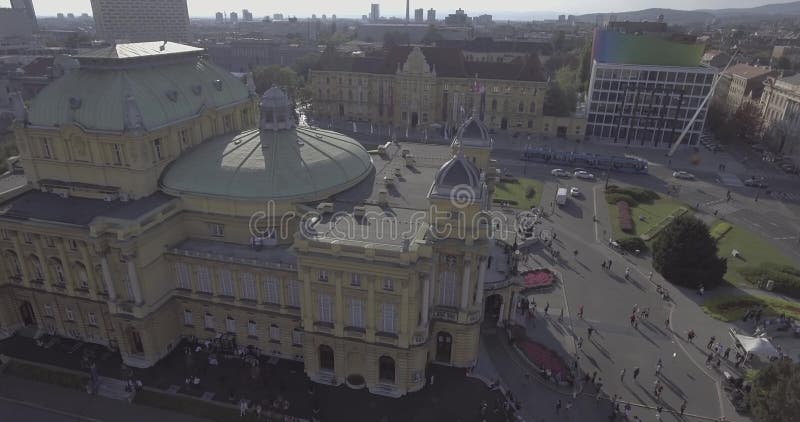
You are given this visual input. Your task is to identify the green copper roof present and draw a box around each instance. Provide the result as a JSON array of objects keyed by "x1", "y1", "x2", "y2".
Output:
[
  {"x1": 27, "y1": 57, "x2": 250, "y2": 132},
  {"x1": 75, "y1": 41, "x2": 202, "y2": 59},
  {"x1": 160, "y1": 127, "x2": 373, "y2": 201}
]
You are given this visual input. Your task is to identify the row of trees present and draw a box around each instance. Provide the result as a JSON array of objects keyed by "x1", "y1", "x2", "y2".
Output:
[
  {"x1": 543, "y1": 42, "x2": 592, "y2": 117},
  {"x1": 706, "y1": 101, "x2": 764, "y2": 144}
]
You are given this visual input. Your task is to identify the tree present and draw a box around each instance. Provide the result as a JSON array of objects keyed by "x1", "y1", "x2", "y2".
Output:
[
  {"x1": 543, "y1": 66, "x2": 578, "y2": 116},
  {"x1": 748, "y1": 359, "x2": 800, "y2": 422},
  {"x1": 291, "y1": 53, "x2": 321, "y2": 82},
  {"x1": 251, "y1": 65, "x2": 300, "y2": 98},
  {"x1": 652, "y1": 215, "x2": 727, "y2": 289},
  {"x1": 577, "y1": 43, "x2": 592, "y2": 93},
  {"x1": 729, "y1": 102, "x2": 763, "y2": 143}
]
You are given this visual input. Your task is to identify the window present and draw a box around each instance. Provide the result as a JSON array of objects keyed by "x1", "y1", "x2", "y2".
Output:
[
  {"x1": 240, "y1": 273, "x2": 256, "y2": 300},
  {"x1": 225, "y1": 316, "x2": 236, "y2": 333},
  {"x1": 6, "y1": 252, "x2": 21, "y2": 278},
  {"x1": 347, "y1": 298, "x2": 364, "y2": 328},
  {"x1": 350, "y1": 273, "x2": 361, "y2": 286},
  {"x1": 87, "y1": 312, "x2": 98, "y2": 326},
  {"x1": 517, "y1": 102, "x2": 524, "y2": 112},
  {"x1": 183, "y1": 309, "x2": 193, "y2": 325},
  {"x1": 292, "y1": 328, "x2": 303, "y2": 346},
  {"x1": 378, "y1": 303, "x2": 396, "y2": 333},
  {"x1": 287, "y1": 280, "x2": 301, "y2": 307},
  {"x1": 196, "y1": 266, "x2": 212, "y2": 293},
  {"x1": 30, "y1": 256, "x2": 43, "y2": 280},
  {"x1": 23, "y1": 233, "x2": 32, "y2": 244},
  {"x1": 112, "y1": 144, "x2": 123, "y2": 165},
  {"x1": 218, "y1": 269, "x2": 233, "y2": 296},
  {"x1": 317, "y1": 270, "x2": 328, "y2": 282},
  {"x1": 152, "y1": 138, "x2": 163, "y2": 160},
  {"x1": 269, "y1": 324, "x2": 281, "y2": 341},
  {"x1": 264, "y1": 278, "x2": 280, "y2": 304},
  {"x1": 68, "y1": 239, "x2": 78, "y2": 250},
  {"x1": 75, "y1": 263, "x2": 89, "y2": 289},
  {"x1": 383, "y1": 278, "x2": 394, "y2": 291},
  {"x1": 44, "y1": 303, "x2": 53, "y2": 317},
  {"x1": 175, "y1": 263, "x2": 190, "y2": 289},
  {"x1": 179, "y1": 129, "x2": 190, "y2": 145},
  {"x1": 42, "y1": 137, "x2": 52, "y2": 159},
  {"x1": 247, "y1": 320, "x2": 257, "y2": 336},
  {"x1": 65, "y1": 307, "x2": 75, "y2": 321},
  {"x1": 318, "y1": 294, "x2": 333, "y2": 323},
  {"x1": 208, "y1": 223, "x2": 224, "y2": 237},
  {"x1": 0, "y1": 229, "x2": 8, "y2": 240},
  {"x1": 438, "y1": 271, "x2": 457, "y2": 306},
  {"x1": 51, "y1": 259, "x2": 65, "y2": 284},
  {"x1": 45, "y1": 236, "x2": 55, "y2": 247},
  {"x1": 204, "y1": 313, "x2": 214, "y2": 329}
]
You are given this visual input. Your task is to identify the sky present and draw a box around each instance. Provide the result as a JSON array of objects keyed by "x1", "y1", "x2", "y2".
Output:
[{"x1": 3, "y1": 0, "x2": 794, "y2": 18}]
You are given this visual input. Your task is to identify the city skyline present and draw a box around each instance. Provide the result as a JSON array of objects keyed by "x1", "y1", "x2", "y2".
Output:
[{"x1": 4, "y1": 0, "x2": 796, "y2": 19}]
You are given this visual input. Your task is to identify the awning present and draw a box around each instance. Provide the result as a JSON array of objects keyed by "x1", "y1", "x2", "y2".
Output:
[{"x1": 734, "y1": 334, "x2": 779, "y2": 359}]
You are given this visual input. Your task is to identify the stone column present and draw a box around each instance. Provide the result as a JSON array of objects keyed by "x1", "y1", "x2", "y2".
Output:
[
  {"x1": 475, "y1": 257, "x2": 487, "y2": 306},
  {"x1": 56, "y1": 240, "x2": 75, "y2": 295},
  {"x1": 334, "y1": 272, "x2": 343, "y2": 336},
  {"x1": 100, "y1": 256, "x2": 117, "y2": 301},
  {"x1": 421, "y1": 276, "x2": 430, "y2": 326},
  {"x1": 123, "y1": 253, "x2": 143, "y2": 304},
  {"x1": 460, "y1": 259, "x2": 472, "y2": 309}
]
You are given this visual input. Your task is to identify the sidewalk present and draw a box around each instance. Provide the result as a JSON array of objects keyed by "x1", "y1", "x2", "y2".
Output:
[{"x1": 0, "y1": 374, "x2": 211, "y2": 422}]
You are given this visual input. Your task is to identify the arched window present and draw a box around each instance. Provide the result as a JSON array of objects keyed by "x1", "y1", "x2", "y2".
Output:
[
  {"x1": 28, "y1": 255, "x2": 43, "y2": 281},
  {"x1": 491, "y1": 99, "x2": 497, "y2": 112},
  {"x1": 517, "y1": 102, "x2": 524, "y2": 112},
  {"x1": 530, "y1": 102, "x2": 536, "y2": 113},
  {"x1": 5, "y1": 250, "x2": 21, "y2": 278},
  {"x1": 74, "y1": 262, "x2": 89, "y2": 289},
  {"x1": 50, "y1": 258, "x2": 65, "y2": 285}
]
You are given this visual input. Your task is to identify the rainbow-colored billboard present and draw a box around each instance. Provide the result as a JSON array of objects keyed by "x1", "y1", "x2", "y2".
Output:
[{"x1": 592, "y1": 29, "x2": 704, "y2": 67}]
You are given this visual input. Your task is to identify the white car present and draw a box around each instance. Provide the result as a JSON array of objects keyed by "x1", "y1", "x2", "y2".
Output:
[
  {"x1": 569, "y1": 187, "x2": 581, "y2": 197},
  {"x1": 574, "y1": 170, "x2": 595, "y2": 180},
  {"x1": 551, "y1": 168, "x2": 571, "y2": 178},
  {"x1": 672, "y1": 171, "x2": 695, "y2": 180}
]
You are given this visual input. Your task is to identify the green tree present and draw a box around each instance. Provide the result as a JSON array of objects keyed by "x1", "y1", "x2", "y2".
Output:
[
  {"x1": 251, "y1": 65, "x2": 300, "y2": 99},
  {"x1": 291, "y1": 53, "x2": 321, "y2": 82},
  {"x1": 577, "y1": 43, "x2": 592, "y2": 92},
  {"x1": 543, "y1": 83, "x2": 572, "y2": 117},
  {"x1": 730, "y1": 102, "x2": 763, "y2": 143},
  {"x1": 748, "y1": 359, "x2": 800, "y2": 422},
  {"x1": 652, "y1": 215, "x2": 727, "y2": 289}
]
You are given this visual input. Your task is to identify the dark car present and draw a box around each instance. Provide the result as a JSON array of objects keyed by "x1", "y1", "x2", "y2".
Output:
[{"x1": 744, "y1": 178, "x2": 768, "y2": 188}]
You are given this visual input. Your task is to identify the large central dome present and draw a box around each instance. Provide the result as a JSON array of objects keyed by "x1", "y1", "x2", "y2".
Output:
[{"x1": 161, "y1": 87, "x2": 373, "y2": 202}]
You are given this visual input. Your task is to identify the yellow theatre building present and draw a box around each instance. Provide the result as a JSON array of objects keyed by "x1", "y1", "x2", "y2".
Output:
[{"x1": 0, "y1": 41, "x2": 521, "y2": 397}]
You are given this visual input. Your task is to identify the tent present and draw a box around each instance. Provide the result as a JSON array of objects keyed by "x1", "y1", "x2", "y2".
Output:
[{"x1": 734, "y1": 334, "x2": 779, "y2": 360}]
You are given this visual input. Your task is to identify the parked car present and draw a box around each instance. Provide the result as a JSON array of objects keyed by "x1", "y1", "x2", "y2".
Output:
[
  {"x1": 780, "y1": 163, "x2": 799, "y2": 174},
  {"x1": 750, "y1": 143, "x2": 766, "y2": 152},
  {"x1": 672, "y1": 171, "x2": 695, "y2": 180},
  {"x1": 710, "y1": 144, "x2": 724, "y2": 152},
  {"x1": 551, "y1": 168, "x2": 571, "y2": 178},
  {"x1": 744, "y1": 177, "x2": 768, "y2": 188},
  {"x1": 574, "y1": 170, "x2": 595, "y2": 180},
  {"x1": 570, "y1": 187, "x2": 581, "y2": 197}
]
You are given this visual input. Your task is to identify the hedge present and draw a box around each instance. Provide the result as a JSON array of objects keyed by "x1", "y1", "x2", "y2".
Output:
[
  {"x1": 739, "y1": 263, "x2": 800, "y2": 299},
  {"x1": 640, "y1": 207, "x2": 689, "y2": 241},
  {"x1": 493, "y1": 198, "x2": 519, "y2": 206},
  {"x1": 618, "y1": 237, "x2": 647, "y2": 253},
  {"x1": 5, "y1": 361, "x2": 89, "y2": 391},
  {"x1": 607, "y1": 193, "x2": 638, "y2": 206},
  {"x1": 606, "y1": 185, "x2": 659, "y2": 203},
  {"x1": 710, "y1": 222, "x2": 733, "y2": 240},
  {"x1": 617, "y1": 201, "x2": 633, "y2": 232}
]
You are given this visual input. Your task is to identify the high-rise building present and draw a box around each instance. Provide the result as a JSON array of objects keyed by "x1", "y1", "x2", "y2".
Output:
[
  {"x1": 67, "y1": 13, "x2": 75, "y2": 19},
  {"x1": 230, "y1": 12, "x2": 238, "y2": 23},
  {"x1": 273, "y1": 13, "x2": 284, "y2": 20},
  {"x1": 427, "y1": 8, "x2": 436, "y2": 22},
  {"x1": 370, "y1": 3, "x2": 380, "y2": 22},
  {"x1": 90, "y1": 0, "x2": 190, "y2": 42},
  {"x1": 242, "y1": 9, "x2": 253, "y2": 22},
  {"x1": 215, "y1": 12, "x2": 224, "y2": 24},
  {"x1": 406, "y1": 0, "x2": 410, "y2": 22},
  {"x1": 414, "y1": 8, "x2": 424, "y2": 23},
  {"x1": 10, "y1": 0, "x2": 37, "y2": 31}
]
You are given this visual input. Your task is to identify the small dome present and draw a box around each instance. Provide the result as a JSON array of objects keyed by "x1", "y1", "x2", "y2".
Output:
[
  {"x1": 259, "y1": 86, "x2": 290, "y2": 109},
  {"x1": 452, "y1": 115, "x2": 493, "y2": 150},
  {"x1": 259, "y1": 86, "x2": 293, "y2": 131},
  {"x1": 428, "y1": 150, "x2": 484, "y2": 204}
]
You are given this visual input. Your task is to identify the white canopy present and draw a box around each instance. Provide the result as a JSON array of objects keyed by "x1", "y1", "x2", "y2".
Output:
[{"x1": 735, "y1": 334, "x2": 779, "y2": 359}]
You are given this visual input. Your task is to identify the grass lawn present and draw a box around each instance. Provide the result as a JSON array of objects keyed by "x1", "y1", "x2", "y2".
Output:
[
  {"x1": 712, "y1": 221, "x2": 797, "y2": 287},
  {"x1": 134, "y1": 389, "x2": 239, "y2": 422},
  {"x1": 493, "y1": 178, "x2": 543, "y2": 210},
  {"x1": 607, "y1": 197, "x2": 686, "y2": 243},
  {"x1": 701, "y1": 294, "x2": 800, "y2": 322},
  {"x1": 4, "y1": 361, "x2": 89, "y2": 391}
]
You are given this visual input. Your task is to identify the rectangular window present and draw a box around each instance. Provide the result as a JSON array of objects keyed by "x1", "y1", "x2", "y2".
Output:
[
  {"x1": 269, "y1": 324, "x2": 281, "y2": 341},
  {"x1": 218, "y1": 269, "x2": 233, "y2": 296},
  {"x1": 87, "y1": 312, "x2": 98, "y2": 326},
  {"x1": 23, "y1": 232, "x2": 32, "y2": 244},
  {"x1": 44, "y1": 303, "x2": 53, "y2": 317},
  {"x1": 152, "y1": 138, "x2": 163, "y2": 160},
  {"x1": 179, "y1": 129, "x2": 190, "y2": 145},
  {"x1": 347, "y1": 298, "x2": 364, "y2": 328},
  {"x1": 240, "y1": 273, "x2": 256, "y2": 300},
  {"x1": 208, "y1": 223, "x2": 224, "y2": 237},
  {"x1": 112, "y1": 144, "x2": 123, "y2": 165},
  {"x1": 287, "y1": 280, "x2": 301, "y2": 307},
  {"x1": 183, "y1": 309, "x2": 193, "y2": 325},
  {"x1": 264, "y1": 278, "x2": 280, "y2": 304},
  {"x1": 317, "y1": 270, "x2": 328, "y2": 281},
  {"x1": 383, "y1": 278, "x2": 394, "y2": 291},
  {"x1": 65, "y1": 307, "x2": 75, "y2": 321},
  {"x1": 204, "y1": 313, "x2": 214, "y2": 329},
  {"x1": 42, "y1": 137, "x2": 52, "y2": 159},
  {"x1": 350, "y1": 273, "x2": 361, "y2": 286},
  {"x1": 45, "y1": 236, "x2": 55, "y2": 247},
  {"x1": 0, "y1": 229, "x2": 8, "y2": 240},
  {"x1": 225, "y1": 317, "x2": 236, "y2": 333},
  {"x1": 196, "y1": 266, "x2": 212, "y2": 293},
  {"x1": 318, "y1": 294, "x2": 333, "y2": 323},
  {"x1": 247, "y1": 320, "x2": 257, "y2": 337},
  {"x1": 68, "y1": 239, "x2": 78, "y2": 250},
  {"x1": 292, "y1": 329, "x2": 303, "y2": 346},
  {"x1": 439, "y1": 271, "x2": 457, "y2": 307},
  {"x1": 378, "y1": 303, "x2": 396, "y2": 333},
  {"x1": 175, "y1": 263, "x2": 190, "y2": 289}
]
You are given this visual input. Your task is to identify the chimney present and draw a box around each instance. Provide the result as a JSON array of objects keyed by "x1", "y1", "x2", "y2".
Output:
[{"x1": 406, "y1": 0, "x2": 410, "y2": 22}]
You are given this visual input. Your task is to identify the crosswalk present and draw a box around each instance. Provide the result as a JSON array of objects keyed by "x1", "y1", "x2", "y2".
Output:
[
  {"x1": 716, "y1": 173, "x2": 743, "y2": 187},
  {"x1": 701, "y1": 199, "x2": 741, "y2": 215},
  {"x1": 769, "y1": 191, "x2": 800, "y2": 203}
]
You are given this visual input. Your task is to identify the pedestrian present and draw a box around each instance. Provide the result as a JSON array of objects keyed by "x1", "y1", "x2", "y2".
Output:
[
  {"x1": 655, "y1": 362, "x2": 662, "y2": 376},
  {"x1": 633, "y1": 367, "x2": 640, "y2": 380},
  {"x1": 656, "y1": 405, "x2": 664, "y2": 420},
  {"x1": 630, "y1": 313, "x2": 636, "y2": 326},
  {"x1": 665, "y1": 317, "x2": 670, "y2": 329},
  {"x1": 591, "y1": 371, "x2": 597, "y2": 384},
  {"x1": 619, "y1": 368, "x2": 626, "y2": 382},
  {"x1": 648, "y1": 271, "x2": 653, "y2": 281},
  {"x1": 559, "y1": 308, "x2": 564, "y2": 322},
  {"x1": 578, "y1": 305, "x2": 584, "y2": 319},
  {"x1": 239, "y1": 399, "x2": 248, "y2": 417},
  {"x1": 566, "y1": 400, "x2": 573, "y2": 411},
  {"x1": 577, "y1": 336, "x2": 584, "y2": 349},
  {"x1": 680, "y1": 400, "x2": 687, "y2": 416},
  {"x1": 705, "y1": 353, "x2": 714, "y2": 367},
  {"x1": 555, "y1": 399, "x2": 562, "y2": 414},
  {"x1": 625, "y1": 267, "x2": 630, "y2": 279},
  {"x1": 723, "y1": 346, "x2": 731, "y2": 360},
  {"x1": 544, "y1": 302, "x2": 550, "y2": 315},
  {"x1": 707, "y1": 336, "x2": 716, "y2": 350},
  {"x1": 587, "y1": 326, "x2": 594, "y2": 338},
  {"x1": 607, "y1": 260, "x2": 612, "y2": 270},
  {"x1": 430, "y1": 374, "x2": 435, "y2": 386},
  {"x1": 601, "y1": 261, "x2": 607, "y2": 270}
]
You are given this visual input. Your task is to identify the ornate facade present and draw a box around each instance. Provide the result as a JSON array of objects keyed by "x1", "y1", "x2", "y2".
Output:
[{"x1": 0, "y1": 42, "x2": 519, "y2": 397}]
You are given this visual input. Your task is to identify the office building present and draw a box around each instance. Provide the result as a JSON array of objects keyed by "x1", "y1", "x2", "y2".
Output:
[
  {"x1": 473, "y1": 14, "x2": 492, "y2": 26},
  {"x1": 273, "y1": 13, "x2": 284, "y2": 20},
  {"x1": 586, "y1": 30, "x2": 716, "y2": 147},
  {"x1": 370, "y1": 3, "x2": 380, "y2": 22},
  {"x1": 415, "y1": 8, "x2": 424, "y2": 23},
  {"x1": 215, "y1": 12, "x2": 224, "y2": 24},
  {"x1": 444, "y1": 9, "x2": 469, "y2": 26},
  {"x1": 242, "y1": 9, "x2": 253, "y2": 22},
  {"x1": 0, "y1": 39, "x2": 525, "y2": 398},
  {"x1": 427, "y1": 8, "x2": 436, "y2": 23},
  {"x1": 90, "y1": 0, "x2": 190, "y2": 42},
  {"x1": 713, "y1": 63, "x2": 775, "y2": 115},
  {"x1": 10, "y1": 0, "x2": 37, "y2": 31},
  {"x1": 230, "y1": 12, "x2": 238, "y2": 23}
]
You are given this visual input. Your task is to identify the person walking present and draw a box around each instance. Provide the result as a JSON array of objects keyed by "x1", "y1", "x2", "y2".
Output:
[
  {"x1": 555, "y1": 399, "x2": 562, "y2": 414},
  {"x1": 544, "y1": 302, "x2": 550, "y2": 315},
  {"x1": 587, "y1": 326, "x2": 594, "y2": 339},
  {"x1": 619, "y1": 368, "x2": 626, "y2": 382},
  {"x1": 633, "y1": 367, "x2": 640, "y2": 380},
  {"x1": 723, "y1": 346, "x2": 732, "y2": 360},
  {"x1": 559, "y1": 308, "x2": 564, "y2": 322},
  {"x1": 648, "y1": 271, "x2": 653, "y2": 281},
  {"x1": 680, "y1": 400, "x2": 687, "y2": 416},
  {"x1": 577, "y1": 336, "x2": 584, "y2": 349},
  {"x1": 578, "y1": 305, "x2": 584, "y2": 319},
  {"x1": 707, "y1": 336, "x2": 716, "y2": 350},
  {"x1": 655, "y1": 362, "x2": 663, "y2": 377}
]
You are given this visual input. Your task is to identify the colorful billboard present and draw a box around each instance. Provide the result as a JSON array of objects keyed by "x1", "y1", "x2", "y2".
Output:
[{"x1": 592, "y1": 29, "x2": 704, "y2": 67}]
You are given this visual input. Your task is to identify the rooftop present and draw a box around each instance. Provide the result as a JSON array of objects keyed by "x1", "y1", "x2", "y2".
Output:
[
  {"x1": 170, "y1": 238, "x2": 297, "y2": 270},
  {"x1": 74, "y1": 42, "x2": 203, "y2": 60},
  {"x1": 306, "y1": 205, "x2": 428, "y2": 249},
  {"x1": 725, "y1": 63, "x2": 774, "y2": 80}
]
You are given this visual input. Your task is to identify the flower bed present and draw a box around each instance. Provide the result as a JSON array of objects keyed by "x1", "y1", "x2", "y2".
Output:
[
  {"x1": 522, "y1": 269, "x2": 555, "y2": 289},
  {"x1": 516, "y1": 339, "x2": 570, "y2": 382},
  {"x1": 617, "y1": 201, "x2": 633, "y2": 232}
]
